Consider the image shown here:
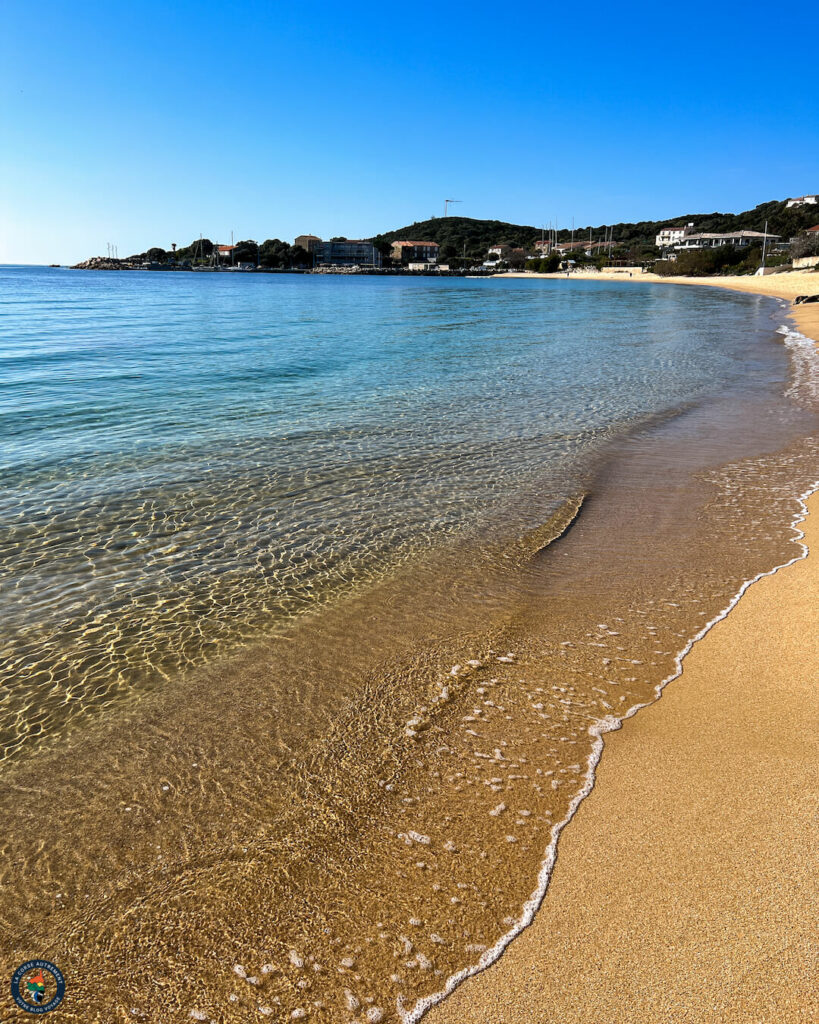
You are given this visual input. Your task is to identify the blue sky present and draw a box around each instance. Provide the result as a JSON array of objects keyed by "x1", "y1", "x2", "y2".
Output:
[{"x1": 2, "y1": 0, "x2": 817, "y2": 264}]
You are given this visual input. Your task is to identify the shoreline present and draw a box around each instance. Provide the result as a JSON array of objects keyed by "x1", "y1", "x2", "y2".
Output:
[
  {"x1": 424, "y1": 281, "x2": 819, "y2": 1022},
  {"x1": 428, "y1": 488, "x2": 818, "y2": 1024}
]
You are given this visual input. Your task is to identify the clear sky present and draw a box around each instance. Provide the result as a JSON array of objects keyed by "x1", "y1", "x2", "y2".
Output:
[{"x1": 2, "y1": 0, "x2": 817, "y2": 264}]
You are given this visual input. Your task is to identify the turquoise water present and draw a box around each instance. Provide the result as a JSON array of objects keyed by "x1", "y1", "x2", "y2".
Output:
[{"x1": 0, "y1": 267, "x2": 786, "y2": 759}]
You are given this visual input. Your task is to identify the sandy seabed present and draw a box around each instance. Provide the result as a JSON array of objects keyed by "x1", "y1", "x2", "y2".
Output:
[
  {"x1": 1, "y1": 269, "x2": 815, "y2": 1023},
  {"x1": 500, "y1": 267, "x2": 819, "y2": 341},
  {"x1": 427, "y1": 272, "x2": 819, "y2": 1023}
]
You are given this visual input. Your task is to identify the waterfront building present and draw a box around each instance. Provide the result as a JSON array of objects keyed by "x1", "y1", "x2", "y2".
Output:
[
  {"x1": 390, "y1": 240, "x2": 439, "y2": 264},
  {"x1": 655, "y1": 223, "x2": 694, "y2": 247},
  {"x1": 673, "y1": 230, "x2": 779, "y2": 251},
  {"x1": 294, "y1": 234, "x2": 321, "y2": 252},
  {"x1": 312, "y1": 240, "x2": 381, "y2": 267},
  {"x1": 407, "y1": 262, "x2": 449, "y2": 271}
]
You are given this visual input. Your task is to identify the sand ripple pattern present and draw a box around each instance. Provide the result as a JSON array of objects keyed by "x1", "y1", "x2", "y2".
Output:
[{"x1": 1, "y1": 269, "x2": 775, "y2": 762}]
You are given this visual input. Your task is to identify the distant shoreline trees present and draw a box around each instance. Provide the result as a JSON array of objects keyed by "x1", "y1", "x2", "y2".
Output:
[{"x1": 121, "y1": 197, "x2": 818, "y2": 273}]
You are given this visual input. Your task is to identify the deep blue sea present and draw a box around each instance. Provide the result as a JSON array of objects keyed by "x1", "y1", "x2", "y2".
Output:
[{"x1": 0, "y1": 266, "x2": 786, "y2": 758}]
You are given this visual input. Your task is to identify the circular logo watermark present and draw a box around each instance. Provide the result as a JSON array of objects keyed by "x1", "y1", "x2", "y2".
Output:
[{"x1": 10, "y1": 960, "x2": 65, "y2": 1014}]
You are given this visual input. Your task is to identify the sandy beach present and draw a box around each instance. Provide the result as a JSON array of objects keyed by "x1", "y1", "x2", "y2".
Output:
[
  {"x1": 427, "y1": 278, "x2": 819, "y2": 1023},
  {"x1": 2, "y1": 269, "x2": 816, "y2": 1023}
]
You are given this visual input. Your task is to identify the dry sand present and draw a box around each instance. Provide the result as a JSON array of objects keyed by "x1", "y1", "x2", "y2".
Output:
[
  {"x1": 427, "y1": 279, "x2": 819, "y2": 1024},
  {"x1": 428, "y1": 492, "x2": 818, "y2": 1024}
]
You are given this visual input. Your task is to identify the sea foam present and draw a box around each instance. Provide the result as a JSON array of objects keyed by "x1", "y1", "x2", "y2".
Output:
[{"x1": 398, "y1": 475, "x2": 818, "y2": 1023}]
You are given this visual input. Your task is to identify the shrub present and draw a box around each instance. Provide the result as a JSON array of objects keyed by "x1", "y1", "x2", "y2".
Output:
[{"x1": 653, "y1": 245, "x2": 758, "y2": 277}]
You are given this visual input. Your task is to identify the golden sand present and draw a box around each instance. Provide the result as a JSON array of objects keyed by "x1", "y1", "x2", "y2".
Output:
[{"x1": 427, "y1": 505, "x2": 819, "y2": 1020}]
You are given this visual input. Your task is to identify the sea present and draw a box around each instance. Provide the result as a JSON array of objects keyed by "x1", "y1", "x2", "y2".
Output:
[{"x1": 0, "y1": 265, "x2": 816, "y2": 1022}]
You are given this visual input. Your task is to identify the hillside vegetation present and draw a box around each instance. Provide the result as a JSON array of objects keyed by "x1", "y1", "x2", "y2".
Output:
[
  {"x1": 374, "y1": 200, "x2": 819, "y2": 263},
  {"x1": 115, "y1": 197, "x2": 818, "y2": 270},
  {"x1": 372, "y1": 217, "x2": 541, "y2": 260}
]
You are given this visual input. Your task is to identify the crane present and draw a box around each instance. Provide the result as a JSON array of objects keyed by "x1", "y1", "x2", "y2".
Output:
[{"x1": 444, "y1": 199, "x2": 462, "y2": 217}]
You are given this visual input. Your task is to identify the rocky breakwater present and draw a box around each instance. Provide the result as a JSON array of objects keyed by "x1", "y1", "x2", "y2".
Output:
[{"x1": 71, "y1": 256, "x2": 139, "y2": 270}]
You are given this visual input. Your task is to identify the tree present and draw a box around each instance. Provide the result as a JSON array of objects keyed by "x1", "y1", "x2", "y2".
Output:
[
  {"x1": 231, "y1": 240, "x2": 258, "y2": 264},
  {"x1": 178, "y1": 238, "x2": 214, "y2": 261},
  {"x1": 542, "y1": 253, "x2": 561, "y2": 273},
  {"x1": 792, "y1": 232, "x2": 819, "y2": 259},
  {"x1": 374, "y1": 239, "x2": 393, "y2": 261},
  {"x1": 653, "y1": 244, "x2": 756, "y2": 277},
  {"x1": 288, "y1": 245, "x2": 312, "y2": 268},
  {"x1": 259, "y1": 238, "x2": 291, "y2": 268}
]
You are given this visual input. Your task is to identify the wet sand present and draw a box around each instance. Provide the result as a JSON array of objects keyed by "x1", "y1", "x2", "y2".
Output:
[
  {"x1": 427, "y1": 277, "x2": 819, "y2": 1023},
  {"x1": 428, "y1": 491, "x2": 818, "y2": 1024}
]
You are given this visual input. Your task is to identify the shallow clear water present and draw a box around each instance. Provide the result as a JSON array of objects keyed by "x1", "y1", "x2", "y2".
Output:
[
  {"x1": 0, "y1": 268, "x2": 790, "y2": 761},
  {"x1": 0, "y1": 268, "x2": 790, "y2": 749},
  {"x1": 3, "y1": 266, "x2": 819, "y2": 1024}
]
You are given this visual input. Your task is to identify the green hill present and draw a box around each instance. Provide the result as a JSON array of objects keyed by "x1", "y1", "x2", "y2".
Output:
[
  {"x1": 120, "y1": 197, "x2": 819, "y2": 269},
  {"x1": 372, "y1": 216, "x2": 541, "y2": 260},
  {"x1": 373, "y1": 200, "x2": 819, "y2": 261}
]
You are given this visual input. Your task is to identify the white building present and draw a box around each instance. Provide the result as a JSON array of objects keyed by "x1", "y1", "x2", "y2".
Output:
[
  {"x1": 673, "y1": 229, "x2": 779, "y2": 251},
  {"x1": 656, "y1": 223, "x2": 694, "y2": 248},
  {"x1": 786, "y1": 195, "x2": 818, "y2": 208}
]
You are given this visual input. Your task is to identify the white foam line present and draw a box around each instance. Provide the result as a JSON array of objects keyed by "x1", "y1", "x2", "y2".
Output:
[
  {"x1": 399, "y1": 479, "x2": 818, "y2": 1024},
  {"x1": 775, "y1": 322, "x2": 819, "y2": 404}
]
